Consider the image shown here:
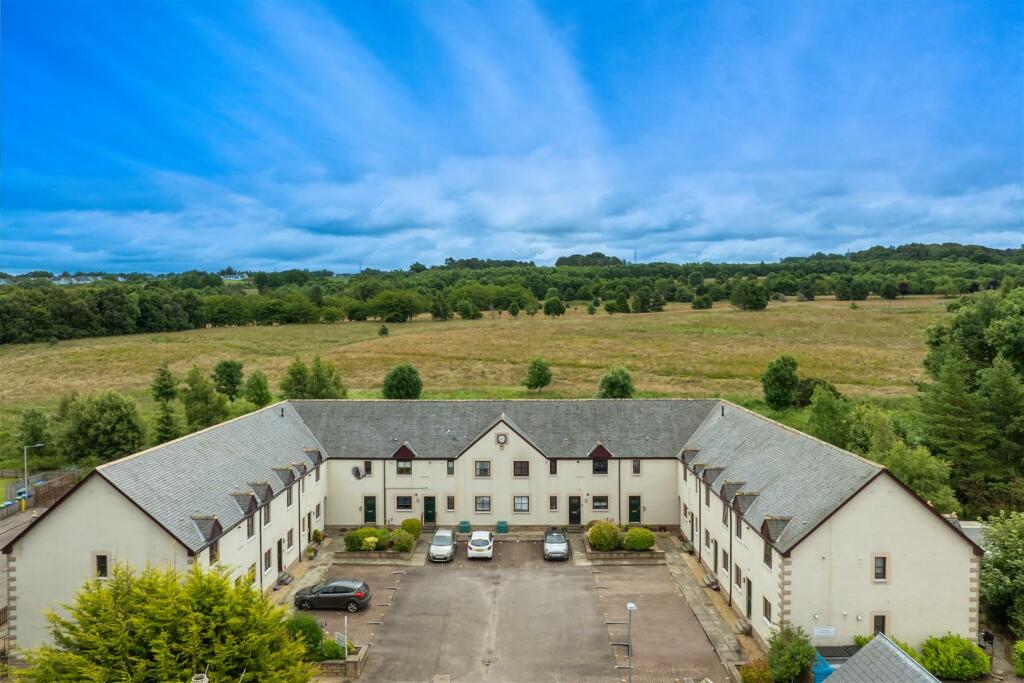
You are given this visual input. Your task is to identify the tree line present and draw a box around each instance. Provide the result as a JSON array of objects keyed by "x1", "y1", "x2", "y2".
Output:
[{"x1": 3, "y1": 244, "x2": 1021, "y2": 344}]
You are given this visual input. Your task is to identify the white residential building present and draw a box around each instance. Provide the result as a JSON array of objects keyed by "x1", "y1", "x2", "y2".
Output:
[{"x1": 3, "y1": 399, "x2": 980, "y2": 653}]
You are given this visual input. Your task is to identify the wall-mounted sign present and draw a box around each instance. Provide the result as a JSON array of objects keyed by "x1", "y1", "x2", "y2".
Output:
[{"x1": 813, "y1": 627, "x2": 837, "y2": 638}]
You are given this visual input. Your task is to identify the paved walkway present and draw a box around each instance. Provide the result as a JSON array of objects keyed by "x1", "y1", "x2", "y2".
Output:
[{"x1": 659, "y1": 536, "x2": 749, "y2": 679}]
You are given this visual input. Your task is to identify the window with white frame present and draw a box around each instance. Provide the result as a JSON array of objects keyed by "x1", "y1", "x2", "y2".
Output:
[
  {"x1": 735, "y1": 565, "x2": 742, "y2": 587},
  {"x1": 763, "y1": 539, "x2": 773, "y2": 568},
  {"x1": 447, "y1": 460, "x2": 455, "y2": 476},
  {"x1": 763, "y1": 597, "x2": 772, "y2": 623},
  {"x1": 263, "y1": 549, "x2": 272, "y2": 571},
  {"x1": 247, "y1": 514, "x2": 255, "y2": 539},
  {"x1": 263, "y1": 503, "x2": 271, "y2": 526},
  {"x1": 873, "y1": 554, "x2": 889, "y2": 582},
  {"x1": 287, "y1": 529, "x2": 294, "y2": 549},
  {"x1": 722, "y1": 549, "x2": 729, "y2": 571},
  {"x1": 446, "y1": 495, "x2": 455, "y2": 512},
  {"x1": 286, "y1": 486, "x2": 293, "y2": 507},
  {"x1": 513, "y1": 496, "x2": 529, "y2": 512}
]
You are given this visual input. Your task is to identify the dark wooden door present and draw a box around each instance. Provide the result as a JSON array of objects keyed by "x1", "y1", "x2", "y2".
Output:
[
  {"x1": 364, "y1": 496, "x2": 376, "y2": 524},
  {"x1": 276, "y1": 539, "x2": 283, "y2": 573},
  {"x1": 569, "y1": 496, "x2": 582, "y2": 525},
  {"x1": 424, "y1": 496, "x2": 436, "y2": 524},
  {"x1": 628, "y1": 496, "x2": 641, "y2": 524},
  {"x1": 713, "y1": 539, "x2": 719, "y2": 573}
]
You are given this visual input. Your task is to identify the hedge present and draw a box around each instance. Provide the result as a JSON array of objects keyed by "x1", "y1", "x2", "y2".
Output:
[
  {"x1": 587, "y1": 522, "x2": 621, "y2": 551},
  {"x1": 400, "y1": 518, "x2": 422, "y2": 540},
  {"x1": 1013, "y1": 640, "x2": 1024, "y2": 677},
  {"x1": 738, "y1": 659, "x2": 774, "y2": 683},
  {"x1": 622, "y1": 527, "x2": 656, "y2": 551},
  {"x1": 344, "y1": 527, "x2": 390, "y2": 552},
  {"x1": 390, "y1": 529, "x2": 415, "y2": 553},
  {"x1": 286, "y1": 614, "x2": 323, "y2": 656},
  {"x1": 920, "y1": 634, "x2": 989, "y2": 680}
]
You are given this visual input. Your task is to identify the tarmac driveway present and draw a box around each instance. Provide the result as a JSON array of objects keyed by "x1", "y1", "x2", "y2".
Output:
[{"x1": 360, "y1": 540, "x2": 617, "y2": 682}]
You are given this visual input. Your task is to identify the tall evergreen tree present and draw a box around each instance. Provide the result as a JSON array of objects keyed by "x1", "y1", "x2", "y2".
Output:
[
  {"x1": 307, "y1": 356, "x2": 348, "y2": 399},
  {"x1": 150, "y1": 363, "x2": 178, "y2": 403},
  {"x1": 807, "y1": 386, "x2": 852, "y2": 449},
  {"x1": 181, "y1": 366, "x2": 229, "y2": 431},
  {"x1": 382, "y1": 364, "x2": 423, "y2": 399},
  {"x1": 280, "y1": 358, "x2": 311, "y2": 399},
  {"x1": 152, "y1": 402, "x2": 181, "y2": 444},
  {"x1": 761, "y1": 354, "x2": 799, "y2": 410}
]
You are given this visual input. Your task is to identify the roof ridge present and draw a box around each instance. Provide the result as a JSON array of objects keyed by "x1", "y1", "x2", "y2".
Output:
[
  {"x1": 98, "y1": 400, "x2": 293, "y2": 470},
  {"x1": 717, "y1": 399, "x2": 884, "y2": 471}
]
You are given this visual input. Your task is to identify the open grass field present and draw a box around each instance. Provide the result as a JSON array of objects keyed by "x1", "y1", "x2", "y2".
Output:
[{"x1": 0, "y1": 297, "x2": 946, "y2": 430}]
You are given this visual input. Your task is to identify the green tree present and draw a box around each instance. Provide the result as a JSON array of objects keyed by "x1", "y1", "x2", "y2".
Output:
[
  {"x1": 152, "y1": 402, "x2": 180, "y2": 444},
  {"x1": 767, "y1": 624, "x2": 816, "y2": 683},
  {"x1": 243, "y1": 369, "x2": 273, "y2": 407},
  {"x1": 847, "y1": 403, "x2": 901, "y2": 456},
  {"x1": 56, "y1": 392, "x2": 145, "y2": 462},
  {"x1": 307, "y1": 356, "x2": 348, "y2": 399},
  {"x1": 807, "y1": 386, "x2": 852, "y2": 449},
  {"x1": 457, "y1": 299, "x2": 482, "y2": 320},
  {"x1": 308, "y1": 284, "x2": 324, "y2": 308},
  {"x1": 522, "y1": 358, "x2": 552, "y2": 392},
  {"x1": 508, "y1": 301, "x2": 520, "y2": 318},
  {"x1": 382, "y1": 364, "x2": 423, "y2": 399},
  {"x1": 429, "y1": 297, "x2": 451, "y2": 321},
  {"x1": 692, "y1": 294, "x2": 713, "y2": 310},
  {"x1": 879, "y1": 280, "x2": 900, "y2": 299},
  {"x1": 280, "y1": 358, "x2": 312, "y2": 399},
  {"x1": 761, "y1": 354, "x2": 800, "y2": 410},
  {"x1": 181, "y1": 366, "x2": 229, "y2": 431},
  {"x1": 980, "y1": 511, "x2": 1024, "y2": 638},
  {"x1": 874, "y1": 442, "x2": 960, "y2": 514},
  {"x1": 21, "y1": 564, "x2": 313, "y2": 682},
  {"x1": 17, "y1": 408, "x2": 52, "y2": 458},
  {"x1": 688, "y1": 271, "x2": 704, "y2": 288},
  {"x1": 586, "y1": 303, "x2": 596, "y2": 315},
  {"x1": 150, "y1": 363, "x2": 178, "y2": 403},
  {"x1": 597, "y1": 367, "x2": 635, "y2": 398},
  {"x1": 730, "y1": 279, "x2": 769, "y2": 311},
  {"x1": 525, "y1": 301, "x2": 539, "y2": 317},
  {"x1": 543, "y1": 297, "x2": 566, "y2": 317},
  {"x1": 212, "y1": 360, "x2": 244, "y2": 402}
]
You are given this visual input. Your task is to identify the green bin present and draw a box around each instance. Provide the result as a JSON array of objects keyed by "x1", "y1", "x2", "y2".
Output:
[
  {"x1": 458, "y1": 520, "x2": 471, "y2": 533},
  {"x1": 496, "y1": 520, "x2": 509, "y2": 534}
]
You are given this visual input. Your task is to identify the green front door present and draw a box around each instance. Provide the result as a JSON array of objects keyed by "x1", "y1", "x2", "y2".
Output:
[
  {"x1": 628, "y1": 496, "x2": 642, "y2": 524},
  {"x1": 363, "y1": 496, "x2": 376, "y2": 524},
  {"x1": 424, "y1": 496, "x2": 436, "y2": 524}
]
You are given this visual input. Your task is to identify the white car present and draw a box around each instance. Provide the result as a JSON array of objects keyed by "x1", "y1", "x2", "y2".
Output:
[
  {"x1": 467, "y1": 530, "x2": 494, "y2": 560},
  {"x1": 429, "y1": 529, "x2": 456, "y2": 562}
]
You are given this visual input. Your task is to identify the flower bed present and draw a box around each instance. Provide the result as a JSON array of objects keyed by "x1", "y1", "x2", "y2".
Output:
[
  {"x1": 321, "y1": 643, "x2": 370, "y2": 679},
  {"x1": 582, "y1": 533, "x2": 666, "y2": 563}
]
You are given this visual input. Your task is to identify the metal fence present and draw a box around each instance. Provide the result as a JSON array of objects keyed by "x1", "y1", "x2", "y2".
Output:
[{"x1": 0, "y1": 470, "x2": 80, "y2": 521}]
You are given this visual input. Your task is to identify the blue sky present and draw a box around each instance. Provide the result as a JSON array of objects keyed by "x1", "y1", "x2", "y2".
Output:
[{"x1": 2, "y1": 0, "x2": 1022, "y2": 273}]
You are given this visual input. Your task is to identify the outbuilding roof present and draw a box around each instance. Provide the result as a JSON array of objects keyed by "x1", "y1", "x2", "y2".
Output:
[{"x1": 825, "y1": 633, "x2": 939, "y2": 683}]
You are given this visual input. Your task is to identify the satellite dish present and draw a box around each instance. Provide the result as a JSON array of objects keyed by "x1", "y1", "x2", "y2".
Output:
[{"x1": 351, "y1": 466, "x2": 364, "y2": 480}]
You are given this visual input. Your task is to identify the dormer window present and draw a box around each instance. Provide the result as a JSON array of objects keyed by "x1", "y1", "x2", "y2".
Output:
[
  {"x1": 286, "y1": 486, "x2": 293, "y2": 507},
  {"x1": 247, "y1": 514, "x2": 255, "y2": 539},
  {"x1": 263, "y1": 504, "x2": 271, "y2": 526},
  {"x1": 763, "y1": 539, "x2": 772, "y2": 568},
  {"x1": 209, "y1": 540, "x2": 220, "y2": 564}
]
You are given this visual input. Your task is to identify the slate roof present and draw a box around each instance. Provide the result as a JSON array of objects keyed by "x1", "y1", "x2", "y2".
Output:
[
  {"x1": 825, "y1": 633, "x2": 939, "y2": 683},
  {"x1": 97, "y1": 403, "x2": 325, "y2": 552},
  {"x1": 291, "y1": 399, "x2": 718, "y2": 459},
  {"x1": 682, "y1": 402, "x2": 882, "y2": 552},
  {"x1": 19, "y1": 398, "x2": 974, "y2": 560}
]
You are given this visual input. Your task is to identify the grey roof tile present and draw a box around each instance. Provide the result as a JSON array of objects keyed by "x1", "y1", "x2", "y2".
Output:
[
  {"x1": 682, "y1": 402, "x2": 881, "y2": 552},
  {"x1": 826, "y1": 633, "x2": 938, "y2": 682},
  {"x1": 291, "y1": 399, "x2": 718, "y2": 459},
  {"x1": 98, "y1": 403, "x2": 325, "y2": 552}
]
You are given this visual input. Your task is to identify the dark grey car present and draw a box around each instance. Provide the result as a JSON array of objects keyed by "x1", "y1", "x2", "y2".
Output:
[{"x1": 294, "y1": 579, "x2": 372, "y2": 612}]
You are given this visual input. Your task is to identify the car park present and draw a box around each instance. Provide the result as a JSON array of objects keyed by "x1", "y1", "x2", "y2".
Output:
[
  {"x1": 467, "y1": 530, "x2": 494, "y2": 559},
  {"x1": 429, "y1": 528, "x2": 456, "y2": 562},
  {"x1": 542, "y1": 528, "x2": 570, "y2": 561},
  {"x1": 294, "y1": 579, "x2": 372, "y2": 612}
]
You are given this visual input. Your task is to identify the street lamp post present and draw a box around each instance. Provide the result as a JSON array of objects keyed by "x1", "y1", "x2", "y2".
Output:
[
  {"x1": 22, "y1": 443, "x2": 44, "y2": 511},
  {"x1": 626, "y1": 602, "x2": 637, "y2": 683}
]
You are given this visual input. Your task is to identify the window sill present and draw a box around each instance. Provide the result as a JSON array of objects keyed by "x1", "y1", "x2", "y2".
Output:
[
  {"x1": 474, "y1": 510, "x2": 492, "y2": 514},
  {"x1": 474, "y1": 476, "x2": 491, "y2": 479},
  {"x1": 396, "y1": 509, "x2": 414, "y2": 513},
  {"x1": 513, "y1": 511, "x2": 530, "y2": 514}
]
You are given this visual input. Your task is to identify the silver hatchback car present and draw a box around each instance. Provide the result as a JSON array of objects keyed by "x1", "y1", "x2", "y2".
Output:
[
  {"x1": 429, "y1": 529, "x2": 456, "y2": 562},
  {"x1": 543, "y1": 529, "x2": 570, "y2": 561}
]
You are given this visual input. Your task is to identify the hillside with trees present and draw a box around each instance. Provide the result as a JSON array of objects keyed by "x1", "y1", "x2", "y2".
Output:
[{"x1": 1, "y1": 243, "x2": 1021, "y2": 344}]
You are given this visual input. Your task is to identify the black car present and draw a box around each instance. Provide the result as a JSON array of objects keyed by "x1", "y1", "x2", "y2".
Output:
[{"x1": 294, "y1": 579, "x2": 372, "y2": 613}]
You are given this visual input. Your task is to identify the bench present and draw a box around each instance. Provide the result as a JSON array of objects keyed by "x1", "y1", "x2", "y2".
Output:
[
  {"x1": 734, "y1": 618, "x2": 752, "y2": 635},
  {"x1": 700, "y1": 575, "x2": 720, "y2": 591},
  {"x1": 276, "y1": 571, "x2": 294, "y2": 586}
]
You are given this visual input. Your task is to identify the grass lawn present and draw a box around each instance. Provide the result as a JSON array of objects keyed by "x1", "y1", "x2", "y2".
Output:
[{"x1": 0, "y1": 296, "x2": 946, "y2": 444}]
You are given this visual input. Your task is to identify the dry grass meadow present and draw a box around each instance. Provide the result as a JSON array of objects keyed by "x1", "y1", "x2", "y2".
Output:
[{"x1": 0, "y1": 296, "x2": 947, "y2": 429}]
